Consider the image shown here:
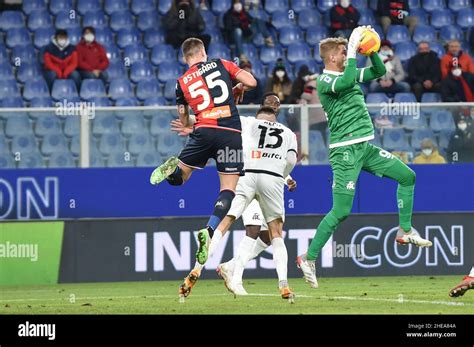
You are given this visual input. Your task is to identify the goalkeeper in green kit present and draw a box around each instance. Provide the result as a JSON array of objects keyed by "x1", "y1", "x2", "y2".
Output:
[{"x1": 297, "y1": 26, "x2": 432, "y2": 288}]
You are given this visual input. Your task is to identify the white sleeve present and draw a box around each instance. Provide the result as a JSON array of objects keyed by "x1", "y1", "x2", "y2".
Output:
[
  {"x1": 283, "y1": 150, "x2": 297, "y2": 178},
  {"x1": 288, "y1": 132, "x2": 298, "y2": 156}
]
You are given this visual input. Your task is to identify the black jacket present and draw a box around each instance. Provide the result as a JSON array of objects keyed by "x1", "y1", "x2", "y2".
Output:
[
  {"x1": 441, "y1": 72, "x2": 474, "y2": 102},
  {"x1": 163, "y1": 6, "x2": 206, "y2": 39},
  {"x1": 407, "y1": 51, "x2": 441, "y2": 84},
  {"x1": 447, "y1": 126, "x2": 474, "y2": 163},
  {"x1": 377, "y1": 0, "x2": 410, "y2": 25}
]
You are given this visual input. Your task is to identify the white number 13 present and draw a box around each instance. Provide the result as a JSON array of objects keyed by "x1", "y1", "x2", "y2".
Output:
[{"x1": 189, "y1": 71, "x2": 229, "y2": 111}]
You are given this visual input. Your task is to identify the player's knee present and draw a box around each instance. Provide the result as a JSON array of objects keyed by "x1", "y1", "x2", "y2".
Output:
[
  {"x1": 245, "y1": 225, "x2": 261, "y2": 239},
  {"x1": 332, "y1": 205, "x2": 352, "y2": 223},
  {"x1": 401, "y1": 168, "x2": 416, "y2": 186}
]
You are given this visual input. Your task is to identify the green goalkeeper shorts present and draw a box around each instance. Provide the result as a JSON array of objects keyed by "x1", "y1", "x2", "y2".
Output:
[{"x1": 329, "y1": 141, "x2": 400, "y2": 196}]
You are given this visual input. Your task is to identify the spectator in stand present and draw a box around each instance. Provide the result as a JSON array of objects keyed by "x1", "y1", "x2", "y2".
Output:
[
  {"x1": 223, "y1": 0, "x2": 274, "y2": 61},
  {"x1": 43, "y1": 29, "x2": 81, "y2": 92},
  {"x1": 163, "y1": 0, "x2": 210, "y2": 49},
  {"x1": 440, "y1": 40, "x2": 474, "y2": 79},
  {"x1": 76, "y1": 27, "x2": 109, "y2": 84},
  {"x1": 407, "y1": 41, "x2": 441, "y2": 101},
  {"x1": 367, "y1": 39, "x2": 410, "y2": 94},
  {"x1": 413, "y1": 138, "x2": 446, "y2": 164},
  {"x1": 329, "y1": 0, "x2": 360, "y2": 38},
  {"x1": 239, "y1": 60, "x2": 262, "y2": 104},
  {"x1": 441, "y1": 62, "x2": 474, "y2": 102},
  {"x1": 264, "y1": 60, "x2": 292, "y2": 104},
  {"x1": 447, "y1": 115, "x2": 474, "y2": 163},
  {"x1": 377, "y1": 0, "x2": 417, "y2": 35}
]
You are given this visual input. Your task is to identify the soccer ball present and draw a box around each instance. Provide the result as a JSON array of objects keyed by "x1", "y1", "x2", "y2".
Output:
[{"x1": 358, "y1": 29, "x2": 381, "y2": 56}]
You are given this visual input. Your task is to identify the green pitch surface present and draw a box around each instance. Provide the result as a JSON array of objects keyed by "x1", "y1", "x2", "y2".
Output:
[{"x1": 1, "y1": 276, "x2": 473, "y2": 314}]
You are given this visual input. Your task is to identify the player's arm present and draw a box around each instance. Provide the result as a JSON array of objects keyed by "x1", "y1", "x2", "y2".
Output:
[
  {"x1": 357, "y1": 53, "x2": 387, "y2": 83},
  {"x1": 284, "y1": 133, "x2": 298, "y2": 178},
  {"x1": 221, "y1": 59, "x2": 257, "y2": 90},
  {"x1": 175, "y1": 81, "x2": 191, "y2": 127}
]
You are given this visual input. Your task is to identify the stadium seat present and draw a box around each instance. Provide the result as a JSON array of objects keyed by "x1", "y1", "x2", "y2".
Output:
[
  {"x1": 0, "y1": 80, "x2": 20, "y2": 99},
  {"x1": 50, "y1": 0, "x2": 72, "y2": 15},
  {"x1": 394, "y1": 42, "x2": 417, "y2": 63},
  {"x1": 80, "y1": 79, "x2": 107, "y2": 100},
  {"x1": 429, "y1": 42, "x2": 445, "y2": 57},
  {"x1": 35, "y1": 115, "x2": 62, "y2": 137},
  {"x1": 67, "y1": 27, "x2": 82, "y2": 45},
  {"x1": 430, "y1": 9, "x2": 454, "y2": 29},
  {"x1": 124, "y1": 44, "x2": 148, "y2": 65},
  {"x1": 411, "y1": 128, "x2": 435, "y2": 149},
  {"x1": 164, "y1": 80, "x2": 176, "y2": 100},
  {"x1": 157, "y1": 133, "x2": 183, "y2": 157},
  {"x1": 412, "y1": 25, "x2": 436, "y2": 44},
  {"x1": 358, "y1": 8, "x2": 376, "y2": 25},
  {"x1": 259, "y1": 45, "x2": 284, "y2": 65},
  {"x1": 114, "y1": 97, "x2": 141, "y2": 118},
  {"x1": 1, "y1": 98, "x2": 25, "y2": 108},
  {"x1": 144, "y1": 28, "x2": 166, "y2": 48},
  {"x1": 298, "y1": 9, "x2": 321, "y2": 30},
  {"x1": 0, "y1": 63, "x2": 14, "y2": 81},
  {"x1": 309, "y1": 130, "x2": 326, "y2": 148},
  {"x1": 457, "y1": 9, "x2": 474, "y2": 29},
  {"x1": 99, "y1": 133, "x2": 126, "y2": 155},
  {"x1": 0, "y1": 46, "x2": 8, "y2": 62},
  {"x1": 144, "y1": 96, "x2": 168, "y2": 108},
  {"x1": 394, "y1": 92, "x2": 417, "y2": 103},
  {"x1": 157, "y1": 61, "x2": 182, "y2": 83},
  {"x1": 241, "y1": 43, "x2": 258, "y2": 62},
  {"x1": 294, "y1": 60, "x2": 321, "y2": 75},
  {"x1": 203, "y1": 27, "x2": 224, "y2": 44},
  {"x1": 41, "y1": 133, "x2": 69, "y2": 155},
  {"x1": 128, "y1": 133, "x2": 154, "y2": 156},
  {"x1": 306, "y1": 26, "x2": 329, "y2": 47},
  {"x1": 408, "y1": 0, "x2": 421, "y2": 9},
  {"x1": 421, "y1": 93, "x2": 441, "y2": 103},
  {"x1": 107, "y1": 151, "x2": 134, "y2": 167},
  {"x1": 117, "y1": 28, "x2": 141, "y2": 48},
  {"x1": 438, "y1": 129, "x2": 453, "y2": 149},
  {"x1": 130, "y1": 61, "x2": 155, "y2": 83},
  {"x1": 386, "y1": 25, "x2": 410, "y2": 45},
  {"x1": 158, "y1": 0, "x2": 172, "y2": 15},
  {"x1": 449, "y1": 0, "x2": 471, "y2": 12},
  {"x1": 95, "y1": 28, "x2": 114, "y2": 45},
  {"x1": 207, "y1": 43, "x2": 231, "y2": 60},
  {"x1": 23, "y1": 79, "x2": 49, "y2": 101},
  {"x1": 11, "y1": 45, "x2": 36, "y2": 65},
  {"x1": 136, "y1": 150, "x2": 163, "y2": 167},
  {"x1": 89, "y1": 97, "x2": 111, "y2": 107},
  {"x1": 287, "y1": 42, "x2": 312, "y2": 64},
  {"x1": 439, "y1": 25, "x2": 463, "y2": 42},
  {"x1": 132, "y1": 0, "x2": 155, "y2": 15},
  {"x1": 409, "y1": 8, "x2": 429, "y2": 24},
  {"x1": 383, "y1": 128, "x2": 410, "y2": 151},
  {"x1": 200, "y1": 10, "x2": 217, "y2": 27},
  {"x1": 151, "y1": 44, "x2": 176, "y2": 66},
  {"x1": 150, "y1": 112, "x2": 174, "y2": 136},
  {"x1": 82, "y1": 10, "x2": 107, "y2": 29},
  {"x1": 317, "y1": 0, "x2": 337, "y2": 13},
  {"x1": 110, "y1": 11, "x2": 135, "y2": 32},
  {"x1": 104, "y1": 0, "x2": 128, "y2": 15},
  {"x1": 265, "y1": 0, "x2": 289, "y2": 13},
  {"x1": 104, "y1": 44, "x2": 122, "y2": 61},
  {"x1": 309, "y1": 147, "x2": 329, "y2": 165},
  {"x1": 108, "y1": 79, "x2": 134, "y2": 100},
  {"x1": 93, "y1": 114, "x2": 120, "y2": 136},
  {"x1": 211, "y1": 0, "x2": 231, "y2": 15},
  {"x1": 29, "y1": 96, "x2": 53, "y2": 109},
  {"x1": 366, "y1": 92, "x2": 390, "y2": 116},
  {"x1": 279, "y1": 27, "x2": 303, "y2": 47},
  {"x1": 22, "y1": 0, "x2": 47, "y2": 15},
  {"x1": 402, "y1": 113, "x2": 427, "y2": 130},
  {"x1": 370, "y1": 132, "x2": 383, "y2": 147},
  {"x1": 77, "y1": 0, "x2": 101, "y2": 15},
  {"x1": 105, "y1": 61, "x2": 127, "y2": 80},
  {"x1": 0, "y1": 11, "x2": 25, "y2": 31},
  {"x1": 18, "y1": 151, "x2": 45, "y2": 168},
  {"x1": 27, "y1": 10, "x2": 52, "y2": 31},
  {"x1": 48, "y1": 151, "x2": 76, "y2": 168},
  {"x1": 6, "y1": 28, "x2": 31, "y2": 48},
  {"x1": 422, "y1": 0, "x2": 446, "y2": 12},
  {"x1": 11, "y1": 134, "x2": 36, "y2": 153},
  {"x1": 138, "y1": 11, "x2": 160, "y2": 32},
  {"x1": 0, "y1": 153, "x2": 15, "y2": 168},
  {"x1": 70, "y1": 134, "x2": 98, "y2": 157},
  {"x1": 430, "y1": 110, "x2": 455, "y2": 133},
  {"x1": 34, "y1": 27, "x2": 55, "y2": 48},
  {"x1": 271, "y1": 10, "x2": 296, "y2": 29},
  {"x1": 122, "y1": 116, "x2": 147, "y2": 137},
  {"x1": 51, "y1": 80, "x2": 78, "y2": 101},
  {"x1": 292, "y1": 0, "x2": 316, "y2": 13},
  {"x1": 64, "y1": 116, "x2": 79, "y2": 137},
  {"x1": 136, "y1": 79, "x2": 161, "y2": 101}
]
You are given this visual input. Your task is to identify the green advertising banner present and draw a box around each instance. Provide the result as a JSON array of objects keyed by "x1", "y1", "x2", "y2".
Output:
[{"x1": 0, "y1": 222, "x2": 64, "y2": 286}]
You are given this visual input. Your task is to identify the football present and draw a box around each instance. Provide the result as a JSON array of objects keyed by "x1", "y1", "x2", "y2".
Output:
[{"x1": 358, "y1": 29, "x2": 381, "y2": 56}]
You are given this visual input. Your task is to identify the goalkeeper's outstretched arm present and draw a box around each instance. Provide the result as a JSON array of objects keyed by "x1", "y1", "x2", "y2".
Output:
[{"x1": 357, "y1": 53, "x2": 387, "y2": 83}]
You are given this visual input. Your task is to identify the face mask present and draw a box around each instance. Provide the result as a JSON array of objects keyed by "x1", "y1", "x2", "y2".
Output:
[
  {"x1": 340, "y1": 0, "x2": 350, "y2": 8},
  {"x1": 57, "y1": 38, "x2": 68, "y2": 48},
  {"x1": 422, "y1": 148, "x2": 433, "y2": 157},
  {"x1": 233, "y1": 3, "x2": 242, "y2": 12},
  {"x1": 275, "y1": 70, "x2": 285, "y2": 79},
  {"x1": 452, "y1": 68, "x2": 462, "y2": 77},
  {"x1": 84, "y1": 33, "x2": 95, "y2": 43},
  {"x1": 458, "y1": 122, "x2": 467, "y2": 131}
]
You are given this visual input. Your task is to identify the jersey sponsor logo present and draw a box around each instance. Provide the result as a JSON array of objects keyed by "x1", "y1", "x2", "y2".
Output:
[
  {"x1": 346, "y1": 181, "x2": 355, "y2": 190},
  {"x1": 251, "y1": 150, "x2": 262, "y2": 159},
  {"x1": 182, "y1": 61, "x2": 218, "y2": 84},
  {"x1": 250, "y1": 151, "x2": 283, "y2": 160},
  {"x1": 201, "y1": 105, "x2": 231, "y2": 119}
]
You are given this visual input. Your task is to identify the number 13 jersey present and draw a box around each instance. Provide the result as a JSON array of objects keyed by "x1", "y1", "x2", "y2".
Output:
[{"x1": 176, "y1": 59, "x2": 243, "y2": 132}]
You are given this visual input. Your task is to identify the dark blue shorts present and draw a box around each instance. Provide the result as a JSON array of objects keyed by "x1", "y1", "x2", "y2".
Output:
[{"x1": 178, "y1": 127, "x2": 244, "y2": 175}]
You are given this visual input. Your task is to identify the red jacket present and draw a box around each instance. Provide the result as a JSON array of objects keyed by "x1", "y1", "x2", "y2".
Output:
[
  {"x1": 440, "y1": 52, "x2": 474, "y2": 79},
  {"x1": 76, "y1": 40, "x2": 109, "y2": 72},
  {"x1": 44, "y1": 41, "x2": 78, "y2": 78}
]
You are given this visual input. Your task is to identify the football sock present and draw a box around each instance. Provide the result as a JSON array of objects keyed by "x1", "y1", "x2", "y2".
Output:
[
  {"x1": 271, "y1": 237, "x2": 288, "y2": 283},
  {"x1": 166, "y1": 166, "x2": 183, "y2": 186},
  {"x1": 232, "y1": 236, "x2": 256, "y2": 284},
  {"x1": 207, "y1": 189, "x2": 235, "y2": 237}
]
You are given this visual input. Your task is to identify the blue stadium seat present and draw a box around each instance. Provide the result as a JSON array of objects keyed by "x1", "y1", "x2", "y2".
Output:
[
  {"x1": 117, "y1": 28, "x2": 141, "y2": 48},
  {"x1": 23, "y1": 78, "x2": 49, "y2": 101},
  {"x1": 104, "y1": 0, "x2": 128, "y2": 15},
  {"x1": 317, "y1": 0, "x2": 337, "y2": 12},
  {"x1": 164, "y1": 80, "x2": 176, "y2": 100},
  {"x1": 412, "y1": 25, "x2": 436, "y2": 44},
  {"x1": 0, "y1": 135, "x2": 9, "y2": 153},
  {"x1": 438, "y1": 129, "x2": 453, "y2": 149},
  {"x1": 114, "y1": 97, "x2": 140, "y2": 118},
  {"x1": 306, "y1": 26, "x2": 329, "y2": 47},
  {"x1": 80, "y1": 79, "x2": 106, "y2": 100},
  {"x1": 151, "y1": 44, "x2": 176, "y2": 66},
  {"x1": 422, "y1": 0, "x2": 446, "y2": 12},
  {"x1": 271, "y1": 10, "x2": 296, "y2": 29},
  {"x1": 366, "y1": 92, "x2": 389, "y2": 116},
  {"x1": 430, "y1": 110, "x2": 455, "y2": 132},
  {"x1": 279, "y1": 27, "x2": 303, "y2": 47},
  {"x1": 207, "y1": 43, "x2": 231, "y2": 60},
  {"x1": 108, "y1": 79, "x2": 134, "y2": 100},
  {"x1": 421, "y1": 92, "x2": 441, "y2": 102},
  {"x1": 313, "y1": 44, "x2": 323, "y2": 63},
  {"x1": 386, "y1": 25, "x2": 410, "y2": 45},
  {"x1": 411, "y1": 128, "x2": 435, "y2": 149},
  {"x1": 69, "y1": 135, "x2": 98, "y2": 157},
  {"x1": 0, "y1": 153, "x2": 15, "y2": 168},
  {"x1": 394, "y1": 42, "x2": 417, "y2": 63},
  {"x1": 409, "y1": 8, "x2": 429, "y2": 24},
  {"x1": 358, "y1": 8, "x2": 376, "y2": 25},
  {"x1": 66, "y1": 27, "x2": 82, "y2": 45},
  {"x1": 143, "y1": 96, "x2": 168, "y2": 108},
  {"x1": 136, "y1": 79, "x2": 161, "y2": 101},
  {"x1": 51, "y1": 79, "x2": 78, "y2": 101},
  {"x1": 124, "y1": 44, "x2": 148, "y2": 65},
  {"x1": 292, "y1": 0, "x2": 316, "y2": 13},
  {"x1": 430, "y1": 9, "x2": 454, "y2": 29},
  {"x1": 309, "y1": 147, "x2": 329, "y2": 165},
  {"x1": 457, "y1": 9, "x2": 474, "y2": 29},
  {"x1": 0, "y1": 11, "x2": 25, "y2": 31},
  {"x1": 11, "y1": 45, "x2": 36, "y2": 64},
  {"x1": 150, "y1": 112, "x2": 174, "y2": 136},
  {"x1": 29, "y1": 96, "x2": 53, "y2": 109},
  {"x1": 298, "y1": 9, "x2": 322, "y2": 29},
  {"x1": 27, "y1": 10, "x2": 52, "y2": 31},
  {"x1": 107, "y1": 151, "x2": 134, "y2": 167},
  {"x1": 265, "y1": 0, "x2": 289, "y2": 13},
  {"x1": 137, "y1": 10, "x2": 160, "y2": 32},
  {"x1": 241, "y1": 43, "x2": 258, "y2": 62},
  {"x1": 48, "y1": 151, "x2": 76, "y2": 168},
  {"x1": 394, "y1": 92, "x2": 417, "y2": 104},
  {"x1": 104, "y1": 43, "x2": 121, "y2": 61},
  {"x1": 449, "y1": 0, "x2": 471, "y2": 12},
  {"x1": 136, "y1": 151, "x2": 163, "y2": 167},
  {"x1": 130, "y1": 61, "x2": 155, "y2": 83},
  {"x1": 203, "y1": 27, "x2": 224, "y2": 44},
  {"x1": 6, "y1": 115, "x2": 33, "y2": 138},
  {"x1": 259, "y1": 45, "x2": 284, "y2": 64},
  {"x1": 6, "y1": 28, "x2": 31, "y2": 48},
  {"x1": 429, "y1": 42, "x2": 445, "y2": 57},
  {"x1": 92, "y1": 114, "x2": 120, "y2": 136},
  {"x1": 41, "y1": 133, "x2": 68, "y2": 155},
  {"x1": 402, "y1": 113, "x2": 427, "y2": 130},
  {"x1": 294, "y1": 60, "x2": 322, "y2": 75},
  {"x1": 99, "y1": 133, "x2": 126, "y2": 155},
  {"x1": 201, "y1": 10, "x2": 217, "y2": 27},
  {"x1": 34, "y1": 27, "x2": 55, "y2": 48},
  {"x1": 132, "y1": 0, "x2": 155, "y2": 15},
  {"x1": 158, "y1": 0, "x2": 172, "y2": 15},
  {"x1": 157, "y1": 61, "x2": 182, "y2": 83},
  {"x1": 0, "y1": 80, "x2": 20, "y2": 99},
  {"x1": 0, "y1": 45, "x2": 8, "y2": 61},
  {"x1": 89, "y1": 97, "x2": 111, "y2": 107},
  {"x1": 212, "y1": 0, "x2": 231, "y2": 15},
  {"x1": 157, "y1": 133, "x2": 183, "y2": 156},
  {"x1": 64, "y1": 116, "x2": 79, "y2": 137},
  {"x1": 35, "y1": 114, "x2": 61, "y2": 137},
  {"x1": 309, "y1": 130, "x2": 326, "y2": 148},
  {"x1": 110, "y1": 11, "x2": 134, "y2": 32},
  {"x1": 77, "y1": 0, "x2": 101, "y2": 15},
  {"x1": 287, "y1": 42, "x2": 312, "y2": 64},
  {"x1": 122, "y1": 117, "x2": 147, "y2": 137},
  {"x1": 82, "y1": 10, "x2": 107, "y2": 29},
  {"x1": 95, "y1": 27, "x2": 114, "y2": 45},
  {"x1": 22, "y1": 0, "x2": 47, "y2": 15},
  {"x1": 11, "y1": 135, "x2": 36, "y2": 153},
  {"x1": 18, "y1": 151, "x2": 45, "y2": 168},
  {"x1": 1, "y1": 97, "x2": 25, "y2": 108},
  {"x1": 0, "y1": 63, "x2": 14, "y2": 81},
  {"x1": 128, "y1": 134, "x2": 154, "y2": 156},
  {"x1": 144, "y1": 28, "x2": 166, "y2": 48},
  {"x1": 383, "y1": 128, "x2": 409, "y2": 151},
  {"x1": 50, "y1": 0, "x2": 73, "y2": 15},
  {"x1": 409, "y1": 0, "x2": 421, "y2": 9},
  {"x1": 105, "y1": 61, "x2": 127, "y2": 80},
  {"x1": 370, "y1": 131, "x2": 383, "y2": 147},
  {"x1": 439, "y1": 25, "x2": 463, "y2": 42}
]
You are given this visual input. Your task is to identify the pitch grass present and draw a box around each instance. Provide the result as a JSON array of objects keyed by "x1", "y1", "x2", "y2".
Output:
[{"x1": 0, "y1": 276, "x2": 473, "y2": 314}]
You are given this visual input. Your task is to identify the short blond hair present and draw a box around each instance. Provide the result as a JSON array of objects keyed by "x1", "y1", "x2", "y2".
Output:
[
  {"x1": 181, "y1": 37, "x2": 205, "y2": 59},
  {"x1": 319, "y1": 37, "x2": 347, "y2": 63}
]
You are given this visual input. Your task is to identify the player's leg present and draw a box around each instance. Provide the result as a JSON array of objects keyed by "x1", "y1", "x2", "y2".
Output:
[
  {"x1": 449, "y1": 266, "x2": 474, "y2": 297},
  {"x1": 362, "y1": 143, "x2": 432, "y2": 247}
]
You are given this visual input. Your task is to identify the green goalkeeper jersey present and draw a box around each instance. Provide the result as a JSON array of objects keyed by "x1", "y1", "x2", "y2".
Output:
[{"x1": 317, "y1": 54, "x2": 386, "y2": 148}]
